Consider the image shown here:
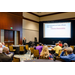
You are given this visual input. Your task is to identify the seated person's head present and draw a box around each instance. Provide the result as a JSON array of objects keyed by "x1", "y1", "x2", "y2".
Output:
[
  {"x1": 42, "y1": 46, "x2": 48, "y2": 52},
  {"x1": 41, "y1": 46, "x2": 49, "y2": 58},
  {"x1": 66, "y1": 47, "x2": 73, "y2": 54},
  {"x1": 3, "y1": 47, "x2": 9, "y2": 54},
  {"x1": 64, "y1": 43, "x2": 68, "y2": 47},
  {"x1": 39, "y1": 43, "x2": 42, "y2": 46},
  {"x1": 58, "y1": 41, "x2": 62, "y2": 44},
  {"x1": 42, "y1": 44, "x2": 44, "y2": 46},
  {"x1": 55, "y1": 43, "x2": 59, "y2": 46},
  {"x1": 31, "y1": 43, "x2": 34, "y2": 47}
]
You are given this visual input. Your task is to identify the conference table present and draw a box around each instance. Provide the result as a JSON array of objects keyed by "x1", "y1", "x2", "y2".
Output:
[{"x1": 12, "y1": 45, "x2": 26, "y2": 54}]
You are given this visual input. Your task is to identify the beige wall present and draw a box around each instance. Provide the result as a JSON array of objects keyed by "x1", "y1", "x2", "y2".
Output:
[
  {"x1": 23, "y1": 12, "x2": 39, "y2": 43},
  {"x1": 22, "y1": 19, "x2": 39, "y2": 43},
  {"x1": 23, "y1": 19, "x2": 39, "y2": 31},
  {"x1": 40, "y1": 12, "x2": 75, "y2": 21}
]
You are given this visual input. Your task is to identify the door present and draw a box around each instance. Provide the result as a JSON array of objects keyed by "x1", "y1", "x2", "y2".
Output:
[{"x1": 4, "y1": 30, "x2": 14, "y2": 46}]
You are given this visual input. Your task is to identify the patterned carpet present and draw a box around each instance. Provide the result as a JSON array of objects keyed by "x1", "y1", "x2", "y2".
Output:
[{"x1": 14, "y1": 51, "x2": 35, "y2": 62}]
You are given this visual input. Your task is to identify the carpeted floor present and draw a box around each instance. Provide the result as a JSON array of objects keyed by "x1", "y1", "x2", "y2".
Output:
[{"x1": 14, "y1": 51, "x2": 36, "y2": 62}]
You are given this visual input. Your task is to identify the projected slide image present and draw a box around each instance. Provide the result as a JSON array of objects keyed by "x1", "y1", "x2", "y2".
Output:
[{"x1": 43, "y1": 22, "x2": 71, "y2": 38}]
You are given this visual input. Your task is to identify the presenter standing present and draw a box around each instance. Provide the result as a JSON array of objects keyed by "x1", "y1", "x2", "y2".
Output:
[
  {"x1": 23, "y1": 37, "x2": 27, "y2": 53},
  {"x1": 23, "y1": 37, "x2": 26, "y2": 45}
]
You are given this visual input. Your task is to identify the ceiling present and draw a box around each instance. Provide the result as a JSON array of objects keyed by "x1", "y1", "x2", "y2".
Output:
[
  {"x1": 32, "y1": 12, "x2": 56, "y2": 16},
  {"x1": 31, "y1": 12, "x2": 58, "y2": 16}
]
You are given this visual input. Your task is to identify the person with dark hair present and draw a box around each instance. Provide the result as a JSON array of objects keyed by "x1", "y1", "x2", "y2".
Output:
[
  {"x1": 36, "y1": 43, "x2": 43, "y2": 54},
  {"x1": 34, "y1": 37, "x2": 37, "y2": 42},
  {"x1": 58, "y1": 41, "x2": 63, "y2": 47}
]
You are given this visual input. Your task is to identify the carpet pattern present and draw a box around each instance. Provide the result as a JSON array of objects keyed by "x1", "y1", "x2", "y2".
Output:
[{"x1": 14, "y1": 51, "x2": 36, "y2": 62}]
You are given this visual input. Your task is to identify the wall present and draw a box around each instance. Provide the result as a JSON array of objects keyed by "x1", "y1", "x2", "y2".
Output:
[
  {"x1": 1, "y1": 29, "x2": 4, "y2": 42},
  {"x1": 0, "y1": 12, "x2": 22, "y2": 44},
  {"x1": 23, "y1": 12, "x2": 39, "y2": 43},
  {"x1": 14, "y1": 31, "x2": 18, "y2": 45},
  {"x1": 22, "y1": 19, "x2": 39, "y2": 42},
  {"x1": 40, "y1": 12, "x2": 75, "y2": 21}
]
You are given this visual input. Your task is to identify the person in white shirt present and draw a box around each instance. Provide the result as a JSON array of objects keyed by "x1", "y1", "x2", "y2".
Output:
[
  {"x1": 0, "y1": 43, "x2": 3, "y2": 53},
  {"x1": 2, "y1": 42, "x2": 6, "y2": 48}
]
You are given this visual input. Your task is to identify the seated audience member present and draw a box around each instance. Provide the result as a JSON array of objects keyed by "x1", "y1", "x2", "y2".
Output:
[
  {"x1": 60, "y1": 47, "x2": 75, "y2": 62},
  {"x1": 40, "y1": 46, "x2": 53, "y2": 59},
  {"x1": 0, "y1": 44, "x2": 12, "y2": 62},
  {"x1": 0, "y1": 43, "x2": 3, "y2": 53},
  {"x1": 2, "y1": 47, "x2": 14, "y2": 60},
  {"x1": 31, "y1": 43, "x2": 35, "y2": 48},
  {"x1": 61, "y1": 43, "x2": 68, "y2": 56},
  {"x1": 51, "y1": 43, "x2": 62, "y2": 56},
  {"x1": 58, "y1": 41, "x2": 63, "y2": 47},
  {"x1": 36, "y1": 43, "x2": 43, "y2": 54},
  {"x1": 42, "y1": 44, "x2": 44, "y2": 46},
  {"x1": 62, "y1": 43, "x2": 68, "y2": 50},
  {"x1": 2, "y1": 42, "x2": 6, "y2": 48}
]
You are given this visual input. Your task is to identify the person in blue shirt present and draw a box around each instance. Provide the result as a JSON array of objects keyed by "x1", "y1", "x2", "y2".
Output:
[{"x1": 60, "y1": 47, "x2": 75, "y2": 62}]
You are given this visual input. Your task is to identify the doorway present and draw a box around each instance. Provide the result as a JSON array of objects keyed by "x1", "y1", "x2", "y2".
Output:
[{"x1": 4, "y1": 30, "x2": 19, "y2": 46}]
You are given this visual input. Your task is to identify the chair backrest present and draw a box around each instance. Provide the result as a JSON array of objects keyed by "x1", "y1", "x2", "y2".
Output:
[
  {"x1": 47, "y1": 45, "x2": 51, "y2": 48},
  {"x1": 9, "y1": 46, "x2": 13, "y2": 51},
  {"x1": 13, "y1": 57, "x2": 20, "y2": 62},
  {"x1": 34, "y1": 49, "x2": 39, "y2": 57},
  {"x1": 70, "y1": 45, "x2": 74, "y2": 50},
  {"x1": 26, "y1": 44, "x2": 29, "y2": 50},
  {"x1": 5, "y1": 44, "x2": 8, "y2": 47},
  {"x1": 30, "y1": 48, "x2": 34, "y2": 54},
  {"x1": 40, "y1": 56, "x2": 49, "y2": 59},
  {"x1": 37, "y1": 44, "x2": 39, "y2": 46},
  {"x1": 19, "y1": 46, "x2": 24, "y2": 51}
]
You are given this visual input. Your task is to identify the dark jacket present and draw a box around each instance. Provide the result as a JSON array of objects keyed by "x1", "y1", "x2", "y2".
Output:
[
  {"x1": 23, "y1": 39, "x2": 26, "y2": 45},
  {"x1": 0, "y1": 53, "x2": 12, "y2": 62}
]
